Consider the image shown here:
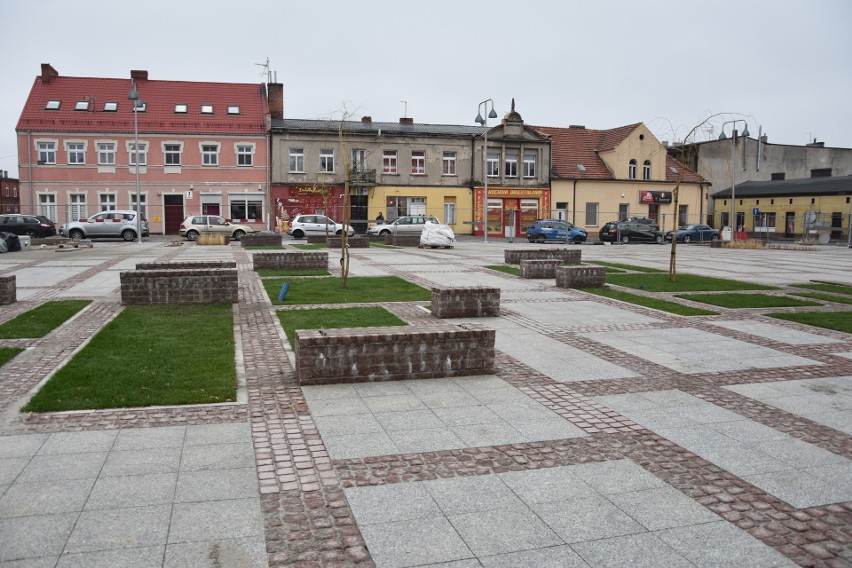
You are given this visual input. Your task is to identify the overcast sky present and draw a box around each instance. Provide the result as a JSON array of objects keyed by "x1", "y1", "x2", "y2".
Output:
[{"x1": 1, "y1": 0, "x2": 850, "y2": 176}]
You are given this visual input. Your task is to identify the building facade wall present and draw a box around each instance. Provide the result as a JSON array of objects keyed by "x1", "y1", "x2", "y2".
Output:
[{"x1": 712, "y1": 193, "x2": 851, "y2": 239}]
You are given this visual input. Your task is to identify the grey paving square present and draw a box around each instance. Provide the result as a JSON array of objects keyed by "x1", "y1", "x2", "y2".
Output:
[
  {"x1": 55, "y1": 545, "x2": 165, "y2": 568},
  {"x1": 65, "y1": 505, "x2": 171, "y2": 554},
  {"x1": 697, "y1": 444, "x2": 788, "y2": 478},
  {"x1": 487, "y1": 401, "x2": 558, "y2": 424},
  {"x1": 163, "y1": 536, "x2": 269, "y2": 568},
  {"x1": 387, "y1": 427, "x2": 467, "y2": 454},
  {"x1": 479, "y1": 545, "x2": 590, "y2": 568},
  {"x1": 113, "y1": 426, "x2": 186, "y2": 451},
  {"x1": 752, "y1": 437, "x2": 848, "y2": 469},
  {"x1": 568, "y1": 459, "x2": 666, "y2": 495},
  {"x1": 321, "y1": 431, "x2": 398, "y2": 460},
  {"x1": 657, "y1": 520, "x2": 796, "y2": 567},
  {"x1": 312, "y1": 413, "x2": 384, "y2": 435},
  {"x1": 500, "y1": 467, "x2": 597, "y2": 504},
  {"x1": 451, "y1": 421, "x2": 527, "y2": 447},
  {"x1": 425, "y1": 475, "x2": 524, "y2": 516},
  {"x1": 345, "y1": 483, "x2": 441, "y2": 525},
  {"x1": 609, "y1": 486, "x2": 719, "y2": 530},
  {"x1": 308, "y1": 397, "x2": 370, "y2": 417},
  {"x1": 531, "y1": 495, "x2": 645, "y2": 543},
  {"x1": 363, "y1": 394, "x2": 427, "y2": 414},
  {"x1": 0, "y1": 512, "x2": 78, "y2": 561},
  {"x1": 744, "y1": 469, "x2": 850, "y2": 508},
  {"x1": 512, "y1": 417, "x2": 586, "y2": 440},
  {"x1": 174, "y1": 468, "x2": 258, "y2": 502},
  {"x1": 418, "y1": 390, "x2": 481, "y2": 409},
  {"x1": 707, "y1": 420, "x2": 789, "y2": 444},
  {"x1": 570, "y1": 532, "x2": 693, "y2": 568},
  {"x1": 374, "y1": 409, "x2": 443, "y2": 432},
  {"x1": 38, "y1": 430, "x2": 117, "y2": 455},
  {"x1": 300, "y1": 383, "x2": 358, "y2": 403},
  {"x1": 18, "y1": 452, "x2": 108, "y2": 482},
  {"x1": 178, "y1": 443, "x2": 255, "y2": 472},
  {"x1": 449, "y1": 506, "x2": 563, "y2": 556},
  {"x1": 431, "y1": 405, "x2": 501, "y2": 427},
  {"x1": 101, "y1": 447, "x2": 183, "y2": 477},
  {"x1": 354, "y1": 381, "x2": 414, "y2": 398},
  {"x1": 183, "y1": 423, "x2": 251, "y2": 446},
  {"x1": 168, "y1": 499, "x2": 263, "y2": 543},
  {"x1": 0, "y1": 457, "x2": 30, "y2": 485},
  {"x1": 358, "y1": 516, "x2": 473, "y2": 568},
  {"x1": 0, "y1": 479, "x2": 93, "y2": 518},
  {"x1": 84, "y1": 473, "x2": 177, "y2": 510},
  {"x1": 0, "y1": 434, "x2": 47, "y2": 459}
]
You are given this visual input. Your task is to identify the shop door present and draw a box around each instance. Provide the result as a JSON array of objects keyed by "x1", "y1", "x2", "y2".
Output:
[
  {"x1": 648, "y1": 204, "x2": 659, "y2": 223},
  {"x1": 202, "y1": 203, "x2": 220, "y2": 216},
  {"x1": 164, "y1": 194, "x2": 184, "y2": 235},
  {"x1": 785, "y1": 213, "x2": 795, "y2": 238},
  {"x1": 350, "y1": 194, "x2": 367, "y2": 234}
]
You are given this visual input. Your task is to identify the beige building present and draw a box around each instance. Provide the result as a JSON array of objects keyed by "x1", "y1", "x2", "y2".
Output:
[{"x1": 536, "y1": 123, "x2": 707, "y2": 235}]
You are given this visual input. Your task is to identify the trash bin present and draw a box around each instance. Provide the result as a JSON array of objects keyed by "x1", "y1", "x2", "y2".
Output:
[{"x1": 721, "y1": 226, "x2": 733, "y2": 241}]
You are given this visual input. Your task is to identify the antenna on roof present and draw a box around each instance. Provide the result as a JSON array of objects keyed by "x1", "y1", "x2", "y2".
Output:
[{"x1": 255, "y1": 57, "x2": 271, "y2": 83}]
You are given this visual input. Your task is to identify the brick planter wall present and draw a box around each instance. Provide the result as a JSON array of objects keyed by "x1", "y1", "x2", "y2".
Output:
[
  {"x1": 555, "y1": 265, "x2": 606, "y2": 288},
  {"x1": 0, "y1": 275, "x2": 15, "y2": 305},
  {"x1": 295, "y1": 323, "x2": 495, "y2": 385},
  {"x1": 240, "y1": 232, "x2": 283, "y2": 247},
  {"x1": 327, "y1": 236, "x2": 370, "y2": 248},
  {"x1": 504, "y1": 248, "x2": 581, "y2": 265},
  {"x1": 135, "y1": 261, "x2": 237, "y2": 270},
  {"x1": 252, "y1": 252, "x2": 328, "y2": 270},
  {"x1": 385, "y1": 234, "x2": 421, "y2": 246},
  {"x1": 120, "y1": 268, "x2": 238, "y2": 305},
  {"x1": 306, "y1": 234, "x2": 330, "y2": 244},
  {"x1": 520, "y1": 259, "x2": 565, "y2": 279},
  {"x1": 431, "y1": 287, "x2": 500, "y2": 318}
]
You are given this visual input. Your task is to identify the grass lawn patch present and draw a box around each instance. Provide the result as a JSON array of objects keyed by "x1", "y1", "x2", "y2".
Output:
[
  {"x1": 486, "y1": 265, "x2": 521, "y2": 276},
  {"x1": 0, "y1": 347, "x2": 23, "y2": 367},
  {"x1": 790, "y1": 283, "x2": 852, "y2": 297},
  {"x1": 277, "y1": 306, "x2": 407, "y2": 347},
  {"x1": 675, "y1": 293, "x2": 821, "y2": 309},
  {"x1": 291, "y1": 243, "x2": 327, "y2": 250},
  {"x1": 0, "y1": 300, "x2": 91, "y2": 339},
  {"x1": 789, "y1": 292, "x2": 852, "y2": 306},
  {"x1": 264, "y1": 276, "x2": 430, "y2": 305},
  {"x1": 606, "y1": 273, "x2": 776, "y2": 293},
  {"x1": 256, "y1": 268, "x2": 330, "y2": 277},
  {"x1": 586, "y1": 261, "x2": 665, "y2": 273},
  {"x1": 22, "y1": 304, "x2": 236, "y2": 412},
  {"x1": 767, "y1": 311, "x2": 852, "y2": 334},
  {"x1": 585, "y1": 287, "x2": 717, "y2": 316}
]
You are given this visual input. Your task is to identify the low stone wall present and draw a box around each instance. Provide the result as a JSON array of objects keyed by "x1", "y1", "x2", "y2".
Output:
[
  {"x1": 240, "y1": 232, "x2": 282, "y2": 247},
  {"x1": 252, "y1": 252, "x2": 328, "y2": 270},
  {"x1": 520, "y1": 259, "x2": 565, "y2": 279},
  {"x1": 385, "y1": 234, "x2": 421, "y2": 246},
  {"x1": 431, "y1": 287, "x2": 500, "y2": 318},
  {"x1": 504, "y1": 248, "x2": 581, "y2": 265},
  {"x1": 556, "y1": 265, "x2": 605, "y2": 288},
  {"x1": 295, "y1": 323, "x2": 495, "y2": 385},
  {"x1": 135, "y1": 261, "x2": 236, "y2": 270},
  {"x1": 0, "y1": 275, "x2": 15, "y2": 305},
  {"x1": 120, "y1": 268, "x2": 238, "y2": 305},
  {"x1": 306, "y1": 234, "x2": 329, "y2": 244},
  {"x1": 327, "y1": 236, "x2": 370, "y2": 248}
]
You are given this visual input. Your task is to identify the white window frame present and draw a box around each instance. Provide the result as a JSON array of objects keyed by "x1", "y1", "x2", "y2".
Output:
[
  {"x1": 444, "y1": 201, "x2": 456, "y2": 224},
  {"x1": 319, "y1": 149, "x2": 335, "y2": 173},
  {"x1": 38, "y1": 193, "x2": 57, "y2": 220},
  {"x1": 36, "y1": 140, "x2": 57, "y2": 164},
  {"x1": 523, "y1": 152, "x2": 536, "y2": 178},
  {"x1": 69, "y1": 193, "x2": 87, "y2": 221},
  {"x1": 201, "y1": 105, "x2": 214, "y2": 114},
  {"x1": 486, "y1": 152, "x2": 499, "y2": 177},
  {"x1": 65, "y1": 141, "x2": 86, "y2": 165},
  {"x1": 130, "y1": 193, "x2": 148, "y2": 218},
  {"x1": 289, "y1": 148, "x2": 305, "y2": 173},
  {"x1": 126, "y1": 141, "x2": 148, "y2": 166},
  {"x1": 411, "y1": 151, "x2": 426, "y2": 175},
  {"x1": 162, "y1": 142, "x2": 182, "y2": 167},
  {"x1": 236, "y1": 143, "x2": 255, "y2": 167},
  {"x1": 99, "y1": 193, "x2": 117, "y2": 211},
  {"x1": 96, "y1": 141, "x2": 116, "y2": 166},
  {"x1": 643, "y1": 160, "x2": 651, "y2": 180},
  {"x1": 351, "y1": 149, "x2": 367, "y2": 172},
  {"x1": 442, "y1": 152, "x2": 456, "y2": 176},
  {"x1": 628, "y1": 159, "x2": 637, "y2": 180},
  {"x1": 200, "y1": 142, "x2": 220, "y2": 166},
  {"x1": 585, "y1": 202, "x2": 599, "y2": 226},
  {"x1": 505, "y1": 152, "x2": 518, "y2": 177},
  {"x1": 383, "y1": 150, "x2": 398, "y2": 174}
]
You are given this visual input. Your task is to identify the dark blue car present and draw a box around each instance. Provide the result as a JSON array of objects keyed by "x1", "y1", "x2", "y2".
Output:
[
  {"x1": 665, "y1": 224, "x2": 720, "y2": 243},
  {"x1": 526, "y1": 219, "x2": 587, "y2": 244}
]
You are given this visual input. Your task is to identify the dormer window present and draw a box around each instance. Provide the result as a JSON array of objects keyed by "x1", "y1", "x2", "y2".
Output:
[
  {"x1": 133, "y1": 102, "x2": 147, "y2": 112},
  {"x1": 174, "y1": 104, "x2": 188, "y2": 113},
  {"x1": 103, "y1": 102, "x2": 118, "y2": 112},
  {"x1": 227, "y1": 105, "x2": 240, "y2": 115},
  {"x1": 45, "y1": 100, "x2": 60, "y2": 110},
  {"x1": 201, "y1": 105, "x2": 213, "y2": 114},
  {"x1": 75, "y1": 100, "x2": 90, "y2": 111}
]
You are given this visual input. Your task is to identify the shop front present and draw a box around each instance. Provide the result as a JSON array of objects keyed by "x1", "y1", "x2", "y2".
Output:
[
  {"x1": 271, "y1": 184, "x2": 345, "y2": 234},
  {"x1": 474, "y1": 187, "x2": 550, "y2": 238}
]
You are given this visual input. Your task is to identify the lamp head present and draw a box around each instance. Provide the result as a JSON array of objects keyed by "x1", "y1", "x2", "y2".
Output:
[
  {"x1": 488, "y1": 108, "x2": 498, "y2": 119},
  {"x1": 742, "y1": 124, "x2": 750, "y2": 137},
  {"x1": 128, "y1": 82, "x2": 138, "y2": 101},
  {"x1": 475, "y1": 112, "x2": 485, "y2": 125},
  {"x1": 718, "y1": 131, "x2": 727, "y2": 141}
]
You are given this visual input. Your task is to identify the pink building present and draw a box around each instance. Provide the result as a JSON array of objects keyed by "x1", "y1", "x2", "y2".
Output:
[{"x1": 16, "y1": 64, "x2": 270, "y2": 235}]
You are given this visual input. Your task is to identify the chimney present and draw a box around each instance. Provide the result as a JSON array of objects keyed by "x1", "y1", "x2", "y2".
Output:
[
  {"x1": 568, "y1": 125, "x2": 585, "y2": 129},
  {"x1": 399, "y1": 117, "x2": 413, "y2": 124},
  {"x1": 130, "y1": 70, "x2": 148, "y2": 81},
  {"x1": 40, "y1": 63, "x2": 58, "y2": 83},
  {"x1": 361, "y1": 116, "x2": 372, "y2": 123},
  {"x1": 268, "y1": 83, "x2": 284, "y2": 120}
]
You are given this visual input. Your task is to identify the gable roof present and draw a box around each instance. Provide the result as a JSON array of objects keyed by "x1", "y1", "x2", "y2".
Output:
[
  {"x1": 16, "y1": 71, "x2": 269, "y2": 136},
  {"x1": 534, "y1": 123, "x2": 704, "y2": 184},
  {"x1": 713, "y1": 174, "x2": 852, "y2": 198},
  {"x1": 273, "y1": 118, "x2": 484, "y2": 138}
]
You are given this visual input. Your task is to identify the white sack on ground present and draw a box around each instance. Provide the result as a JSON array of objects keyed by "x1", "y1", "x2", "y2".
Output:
[{"x1": 420, "y1": 221, "x2": 455, "y2": 246}]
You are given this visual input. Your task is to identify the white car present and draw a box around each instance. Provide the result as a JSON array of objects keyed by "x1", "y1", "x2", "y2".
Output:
[
  {"x1": 179, "y1": 215, "x2": 256, "y2": 241},
  {"x1": 287, "y1": 214, "x2": 354, "y2": 239},
  {"x1": 60, "y1": 210, "x2": 148, "y2": 241},
  {"x1": 366, "y1": 215, "x2": 439, "y2": 236}
]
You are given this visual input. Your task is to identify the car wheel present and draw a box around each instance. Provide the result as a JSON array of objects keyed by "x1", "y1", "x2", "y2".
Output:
[
  {"x1": 121, "y1": 229, "x2": 136, "y2": 242},
  {"x1": 291, "y1": 229, "x2": 304, "y2": 239},
  {"x1": 621, "y1": 235, "x2": 630, "y2": 244},
  {"x1": 232, "y1": 230, "x2": 245, "y2": 240},
  {"x1": 711, "y1": 234, "x2": 719, "y2": 241},
  {"x1": 682, "y1": 235, "x2": 692, "y2": 243},
  {"x1": 335, "y1": 230, "x2": 342, "y2": 235},
  {"x1": 573, "y1": 236, "x2": 583, "y2": 244},
  {"x1": 69, "y1": 228, "x2": 84, "y2": 241},
  {"x1": 25, "y1": 230, "x2": 37, "y2": 238},
  {"x1": 655, "y1": 234, "x2": 664, "y2": 244},
  {"x1": 380, "y1": 229, "x2": 391, "y2": 236},
  {"x1": 186, "y1": 230, "x2": 199, "y2": 241}
]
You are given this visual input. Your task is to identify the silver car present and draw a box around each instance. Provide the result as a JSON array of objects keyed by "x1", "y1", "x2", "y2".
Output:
[
  {"x1": 179, "y1": 215, "x2": 256, "y2": 241},
  {"x1": 60, "y1": 210, "x2": 148, "y2": 241},
  {"x1": 287, "y1": 214, "x2": 354, "y2": 239},
  {"x1": 366, "y1": 215, "x2": 439, "y2": 236}
]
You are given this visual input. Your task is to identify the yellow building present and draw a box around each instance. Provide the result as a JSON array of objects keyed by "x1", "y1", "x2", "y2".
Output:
[{"x1": 535, "y1": 123, "x2": 708, "y2": 235}]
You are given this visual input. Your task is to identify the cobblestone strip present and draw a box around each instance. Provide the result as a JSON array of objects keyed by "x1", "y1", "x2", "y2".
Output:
[{"x1": 234, "y1": 248, "x2": 371, "y2": 566}]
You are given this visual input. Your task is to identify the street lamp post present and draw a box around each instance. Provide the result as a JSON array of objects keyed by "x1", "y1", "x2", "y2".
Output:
[
  {"x1": 718, "y1": 119, "x2": 750, "y2": 240},
  {"x1": 128, "y1": 80, "x2": 143, "y2": 244},
  {"x1": 475, "y1": 99, "x2": 498, "y2": 243}
]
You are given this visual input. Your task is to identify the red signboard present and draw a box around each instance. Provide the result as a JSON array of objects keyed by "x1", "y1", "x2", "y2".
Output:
[{"x1": 640, "y1": 191, "x2": 672, "y2": 204}]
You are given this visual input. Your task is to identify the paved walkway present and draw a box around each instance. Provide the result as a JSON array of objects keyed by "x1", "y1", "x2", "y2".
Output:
[{"x1": 0, "y1": 237, "x2": 850, "y2": 567}]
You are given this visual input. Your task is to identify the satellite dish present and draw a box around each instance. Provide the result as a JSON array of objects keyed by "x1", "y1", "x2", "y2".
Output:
[
  {"x1": 803, "y1": 211, "x2": 817, "y2": 226},
  {"x1": 818, "y1": 233, "x2": 830, "y2": 245}
]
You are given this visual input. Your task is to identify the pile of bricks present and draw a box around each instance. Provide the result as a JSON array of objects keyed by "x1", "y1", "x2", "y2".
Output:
[{"x1": 295, "y1": 323, "x2": 495, "y2": 385}]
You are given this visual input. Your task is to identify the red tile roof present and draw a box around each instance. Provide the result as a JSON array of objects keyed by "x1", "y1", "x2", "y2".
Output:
[
  {"x1": 533, "y1": 123, "x2": 704, "y2": 184},
  {"x1": 16, "y1": 73, "x2": 269, "y2": 135}
]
